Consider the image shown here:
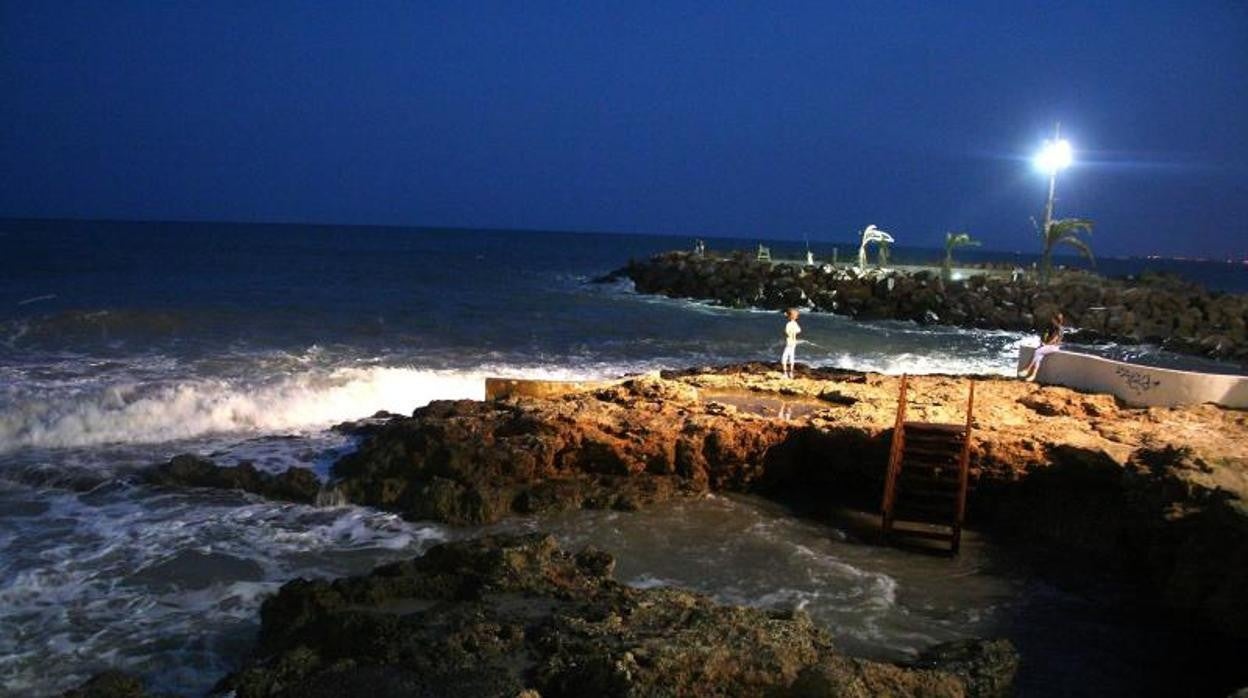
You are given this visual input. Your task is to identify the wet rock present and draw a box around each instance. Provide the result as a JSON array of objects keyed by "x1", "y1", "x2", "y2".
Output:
[
  {"x1": 330, "y1": 364, "x2": 1248, "y2": 643},
  {"x1": 913, "y1": 639, "x2": 1020, "y2": 697},
  {"x1": 977, "y1": 442, "x2": 1248, "y2": 640},
  {"x1": 1016, "y1": 390, "x2": 1116, "y2": 418},
  {"x1": 217, "y1": 534, "x2": 1017, "y2": 698},
  {"x1": 332, "y1": 411, "x2": 404, "y2": 437},
  {"x1": 141, "y1": 454, "x2": 320, "y2": 504},
  {"x1": 787, "y1": 656, "x2": 965, "y2": 698},
  {"x1": 61, "y1": 671, "x2": 150, "y2": 698},
  {"x1": 330, "y1": 378, "x2": 792, "y2": 524},
  {"x1": 817, "y1": 389, "x2": 858, "y2": 406}
]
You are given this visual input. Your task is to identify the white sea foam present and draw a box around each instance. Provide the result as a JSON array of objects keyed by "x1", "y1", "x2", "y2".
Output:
[
  {"x1": 627, "y1": 573, "x2": 681, "y2": 590},
  {"x1": 0, "y1": 485, "x2": 449, "y2": 695},
  {"x1": 820, "y1": 347, "x2": 1020, "y2": 376},
  {"x1": 0, "y1": 364, "x2": 638, "y2": 454}
]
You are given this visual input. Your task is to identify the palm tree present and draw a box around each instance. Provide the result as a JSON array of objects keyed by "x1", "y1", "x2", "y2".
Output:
[
  {"x1": 941, "y1": 231, "x2": 980, "y2": 278},
  {"x1": 1039, "y1": 217, "x2": 1094, "y2": 281}
]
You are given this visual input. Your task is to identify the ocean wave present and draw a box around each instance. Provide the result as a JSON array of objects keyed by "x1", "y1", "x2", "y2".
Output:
[
  {"x1": 820, "y1": 349, "x2": 1020, "y2": 377},
  {"x1": 0, "y1": 366, "x2": 486, "y2": 453},
  {"x1": 0, "y1": 484, "x2": 447, "y2": 695},
  {"x1": 0, "y1": 308, "x2": 202, "y2": 346},
  {"x1": 0, "y1": 360, "x2": 660, "y2": 454},
  {"x1": 0, "y1": 344, "x2": 1016, "y2": 456}
]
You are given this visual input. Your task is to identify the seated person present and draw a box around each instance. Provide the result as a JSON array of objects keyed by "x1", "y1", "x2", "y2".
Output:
[{"x1": 1020, "y1": 311, "x2": 1064, "y2": 380}]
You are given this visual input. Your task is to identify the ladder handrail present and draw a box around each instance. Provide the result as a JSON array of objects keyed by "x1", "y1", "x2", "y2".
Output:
[
  {"x1": 951, "y1": 380, "x2": 975, "y2": 554},
  {"x1": 880, "y1": 374, "x2": 908, "y2": 533}
]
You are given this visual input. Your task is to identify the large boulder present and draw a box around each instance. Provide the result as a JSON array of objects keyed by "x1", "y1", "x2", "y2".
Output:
[
  {"x1": 330, "y1": 378, "x2": 795, "y2": 525},
  {"x1": 218, "y1": 533, "x2": 1018, "y2": 698},
  {"x1": 141, "y1": 454, "x2": 321, "y2": 504}
]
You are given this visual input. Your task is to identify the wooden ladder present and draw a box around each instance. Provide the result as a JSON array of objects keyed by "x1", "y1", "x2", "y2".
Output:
[{"x1": 880, "y1": 375, "x2": 975, "y2": 554}]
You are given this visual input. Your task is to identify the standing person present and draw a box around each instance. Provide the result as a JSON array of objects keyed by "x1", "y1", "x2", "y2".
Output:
[
  {"x1": 781, "y1": 308, "x2": 801, "y2": 379},
  {"x1": 1020, "y1": 311, "x2": 1064, "y2": 380}
]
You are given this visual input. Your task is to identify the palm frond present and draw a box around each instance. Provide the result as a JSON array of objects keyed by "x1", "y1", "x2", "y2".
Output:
[
  {"x1": 1045, "y1": 217, "x2": 1094, "y2": 244},
  {"x1": 1057, "y1": 235, "x2": 1095, "y2": 264},
  {"x1": 1038, "y1": 217, "x2": 1095, "y2": 281}
]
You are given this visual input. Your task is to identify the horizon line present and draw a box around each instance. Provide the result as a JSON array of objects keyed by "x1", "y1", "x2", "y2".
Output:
[{"x1": 1, "y1": 215, "x2": 1240, "y2": 262}]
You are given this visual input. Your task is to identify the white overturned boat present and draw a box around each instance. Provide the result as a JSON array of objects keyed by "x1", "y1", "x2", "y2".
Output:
[{"x1": 1017, "y1": 346, "x2": 1248, "y2": 409}]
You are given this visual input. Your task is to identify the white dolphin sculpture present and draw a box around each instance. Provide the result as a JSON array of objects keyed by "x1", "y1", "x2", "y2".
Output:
[{"x1": 858, "y1": 224, "x2": 895, "y2": 270}]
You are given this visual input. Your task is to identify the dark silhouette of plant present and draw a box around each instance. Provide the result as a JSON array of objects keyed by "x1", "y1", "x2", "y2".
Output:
[{"x1": 1038, "y1": 217, "x2": 1094, "y2": 281}]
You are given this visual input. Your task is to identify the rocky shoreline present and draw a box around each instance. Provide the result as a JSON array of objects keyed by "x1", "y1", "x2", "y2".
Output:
[
  {"x1": 216, "y1": 533, "x2": 1017, "y2": 697},
  {"x1": 80, "y1": 364, "x2": 1248, "y2": 696},
  {"x1": 321, "y1": 365, "x2": 1248, "y2": 639},
  {"x1": 607, "y1": 250, "x2": 1248, "y2": 363}
]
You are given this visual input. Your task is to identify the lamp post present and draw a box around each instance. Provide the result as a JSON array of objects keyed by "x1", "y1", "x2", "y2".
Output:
[{"x1": 1034, "y1": 122, "x2": 1073, "y2": 236}]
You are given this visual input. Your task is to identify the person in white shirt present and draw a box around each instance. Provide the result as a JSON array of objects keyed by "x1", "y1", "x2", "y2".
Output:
[{"x1": 781, "y1": 308, "x2": 801, "y2": 379}]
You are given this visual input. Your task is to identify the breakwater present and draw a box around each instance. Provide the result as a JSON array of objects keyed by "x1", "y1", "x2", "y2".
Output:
[{"x1": 611, "y1": 251, "x2": 1248, "y2": 363}]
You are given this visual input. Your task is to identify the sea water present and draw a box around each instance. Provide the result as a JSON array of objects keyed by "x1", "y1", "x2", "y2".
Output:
[{"x1": 1, "y1": 220, "x2": 1244, "y2": 696}]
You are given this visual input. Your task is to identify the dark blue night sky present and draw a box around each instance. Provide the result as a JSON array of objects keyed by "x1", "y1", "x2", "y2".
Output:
[{"x1": 2, "y1": 2, "x2": 1245, "y2": 257}]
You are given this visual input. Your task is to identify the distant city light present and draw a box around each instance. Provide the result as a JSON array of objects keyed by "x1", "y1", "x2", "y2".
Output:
[{"x1": 1034, "y1": 138, "x2": 1073, "y2": 174}]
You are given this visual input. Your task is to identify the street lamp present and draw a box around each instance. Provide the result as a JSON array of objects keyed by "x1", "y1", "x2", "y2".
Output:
[{"x1": 1034, "y1": 123, "x2": 1073, "y2": 236}]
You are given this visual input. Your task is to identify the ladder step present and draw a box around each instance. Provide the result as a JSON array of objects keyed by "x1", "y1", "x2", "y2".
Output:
[
  {"x1": 893, "y1": 514, "x2": 954, "y2": 527},
  {"x1": 903, "y1": 442, "x2": 963, "y2": 455},
  {"x1": 895, "y1": 498, "x2": 956, "y2": 513},
  {"x1": 903, "y1": 447, "x2": 961, "y2": 462},
  {"x1": 903, "y1": 437, "x2": 958, "y2": 447},
  {"x1": 904, "y1": 426, "x2": 965, "y2": 438},
  {"x1": 898, "y1": 471, "x2": 961, "y2": 485},
  {"x1": 899, "y1": 488, "x2": 959, "y2": 500},
  {"x1": 908, "y1": 439, "x2": 963, "y2": 449},
  {"x1": 899, "y1": 481, "x2": 963, "y2": 494},
  {"x1": 893, "y1": 507, "x2": 956, "y2": 525},
  {"x1": 898, "y1": 489, "x2": 963, "y2": 499},
  {"x1": 888, "y1": 526, "x2": 956, "y2": 541},
  {"x1": 904, "y1": 431, "x2": 964, "y2": 443},
  {"x1": 904, "y1": 430, "x2": 964, "y2": 442},
  {"x1": 899, "y1": 461, "x2": 958, "y2": 474},
  {"x1": 903, "y1": 421, "x2": 966, "y2": 434},
  {"x1": 901, "y1": 462, "x2": 961, "y2": 473}
]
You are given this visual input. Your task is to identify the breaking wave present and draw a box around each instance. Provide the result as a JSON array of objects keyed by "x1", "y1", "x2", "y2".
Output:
[
  {"x1": 819, "y1": 348, "x2": 1022, "y2": 377},
  {"x1": 0, "y1": 359, "x2": 657, "y2": 454},
  {"x1": 0, "y1": 483, "x2": 450, "y2": 695},
  {"x1": 0, "y1": 366, "x2": 486, "y2": 452}
]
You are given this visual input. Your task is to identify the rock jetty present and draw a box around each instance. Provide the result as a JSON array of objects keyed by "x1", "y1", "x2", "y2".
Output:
[{"x1": 608, "y1": 250, "x2": 1248, "y2": 362}]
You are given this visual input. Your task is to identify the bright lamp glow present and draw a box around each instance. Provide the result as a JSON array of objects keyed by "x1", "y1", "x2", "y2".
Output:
[{"x1": 1034, "y1": 139, "x2": 1073, "y2": 174}]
